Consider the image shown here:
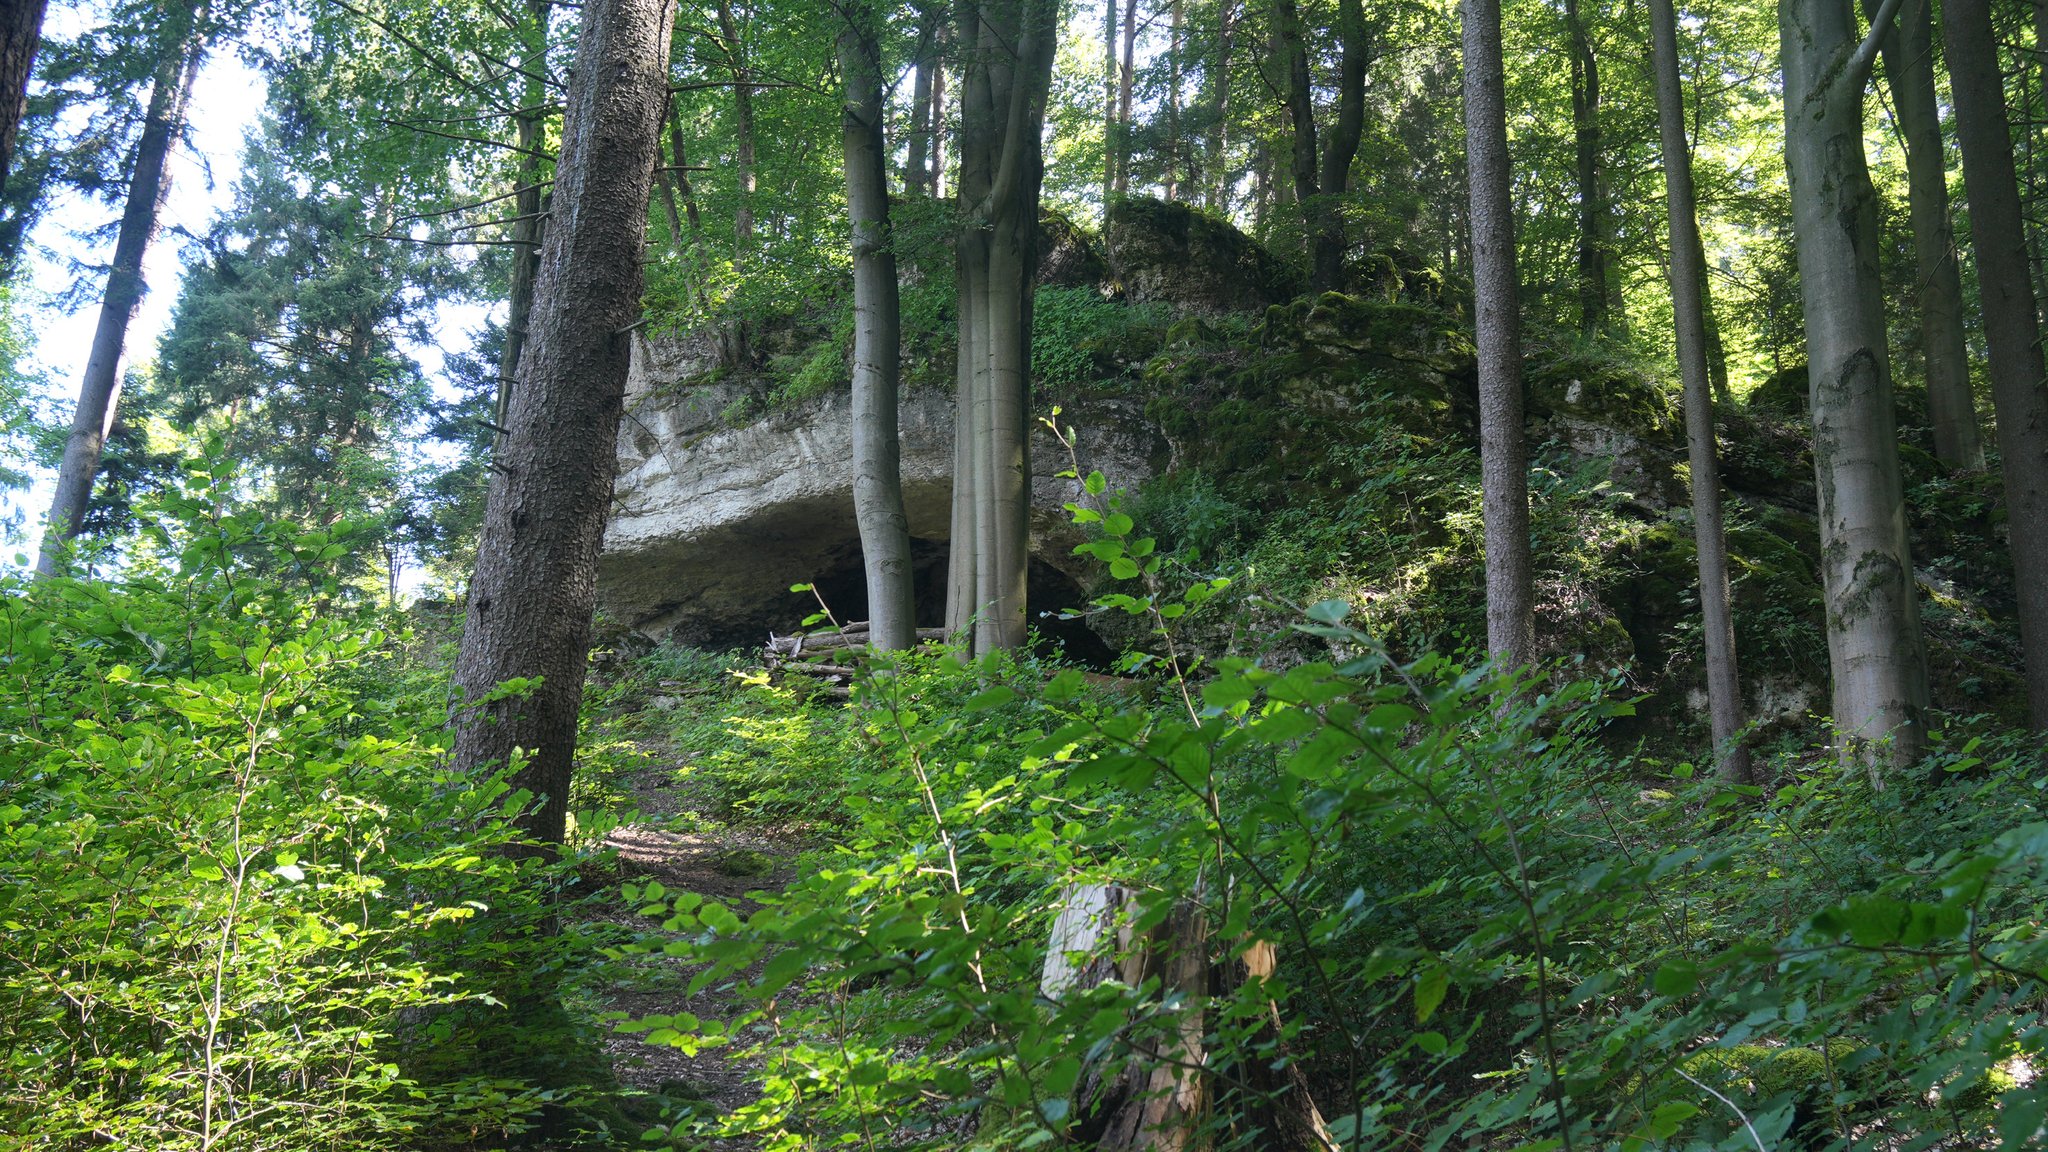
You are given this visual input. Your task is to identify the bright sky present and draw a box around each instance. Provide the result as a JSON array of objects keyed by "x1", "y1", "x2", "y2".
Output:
[{"x1": 3, "y1": 8, "x2": 492, "y2": 573}]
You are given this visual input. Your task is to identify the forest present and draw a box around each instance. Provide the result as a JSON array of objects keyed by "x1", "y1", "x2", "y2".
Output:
[{"x1": 4, "y1": 0, "x2": 2048, "y2": 1146}]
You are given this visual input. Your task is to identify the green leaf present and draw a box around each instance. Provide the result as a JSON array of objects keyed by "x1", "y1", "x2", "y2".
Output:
[
  {"x1": 1652, "y1": 960, "x2": 1697, "y2": 997},
  {"x1": 1084, "y1": 471, "x2": 1107, "y2": 496},
  {"x1": 965, "y1": 686, "x2": 1017, "y2": 712},
  {"x1": 1414, "y1": 964, "x2": 1448, "y2": 1023},
  {"x1": 1307, "y1": 599, "x2": 1351, "y2": 625}
]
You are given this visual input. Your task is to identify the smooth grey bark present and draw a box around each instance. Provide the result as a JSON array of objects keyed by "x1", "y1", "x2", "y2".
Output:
[
  {"x1": 1650, "y1": 0, "x2": 1750, "y2": 783},
  {"x1": 1943, "y1": 0, "x2": 2048, "y2": 730},
  {"x1": 494, "y1": 0, "x2": 553, "y2": 452},
  {"x1": 1462, "y1": 0, "x2": 1535, "y2": 669},
  {"x1": 838, "y1": 0, "x2": 916, "y2": 651},
  {"x1": 907, "y1": 3, "x2": 940, "y2": 196},
  {"x1": 945, "y1": 0, "x2": 1057, "y2": 654},
  {"x1": 452, "y1": 0, "x2": 675, "y2": 850},
  {"x1": 1564, "y1": 0, "x2": 1609, "y2": 332},
  {"x1": 38, "y1": 6, "x2": 205, "y2": 575},
  {"x1": 0, "y1": 0, "x2": 47, "y2": 193},
  {"x1": 1779, "y1": 0, "x2": 1930, "y2": 770},
  {"x1": 1869, "y1": 0, "x2": 1983, "y2": 469}
]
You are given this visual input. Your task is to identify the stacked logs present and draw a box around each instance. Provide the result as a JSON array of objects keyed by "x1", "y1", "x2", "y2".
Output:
[{"x1": 762, "y1": 621, "x2": 950, "y2": 698}]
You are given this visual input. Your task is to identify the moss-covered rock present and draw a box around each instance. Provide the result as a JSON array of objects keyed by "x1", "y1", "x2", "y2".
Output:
[
  {"x1": 1749, "y1": 362, "x2": 1809, "y2": 415},
  {"x1": 1104, "y1": 196, "x2": 1302, "y2": 311},
  {"x1": 1036, "y1": 208, "x2": 1109, "y2": 289}
]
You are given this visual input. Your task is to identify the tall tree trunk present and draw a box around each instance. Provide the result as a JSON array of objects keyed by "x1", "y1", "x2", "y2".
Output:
[
  {"x1": 1871, "y1": 0, "x2": 1984, "y2": 469},
  {"x1": 945, "y1": 0, "x2": 1056, "y2": 655},
  {"x1": 1103, "y1": 0, "x2": 1118, "y2": 208},
  {"x1": 1779, "y1": 0, "x2": 1929, "y2": 771},
  {"x1": 907, "y1": 0, "x2": 941, "y2": 196},
  {"x1": 0, "y1": 0, "x2": 47, "y2": 194},
  {"x1": 1164, "y1": 0, "x2": 1183, "y2": 200},
  {"x1": 930, "y1": 50, "x2": 948, "y2": 199},
  {"x1": 1564, "y1": 0, "x2": 1608, "y2": 333},
  {"x1": 495, "y1": 0, "x2": 554, "y2": 453},
  {"x1": 452, "y1": 0, "x2": 676, "y2": 850},
  {"x1": 1309, "y1": 0, "x2": 1366, "y2": 291},
  {"x1": 1114, "y1": 0, "x2": 1138, "y2": 196},
  {"x1": 1696, "y1": 234, "x2": 1733, "y2": 404},
  {"x1": 1944, "y1": 0, "x2": 2048, "y2": 730},
  {"x1": 715, "y1": 0, "x2": 755, "y2": 248},
  {"x1": 839, "y1": 0, "x2": 917, "y2": 652},
  {"x1": 38, "y1": 6, "x2": 205, "y2": 575},
  {"x1": 1650, "y1": 0, "x2": 1749, "y2": 782},
  {"x1": 1275, "y1": 0, "x2": 1317, "y2": 210},
  {"x1": 1202, "y1": 0, "x2": 1236, "y2": 213},
  {"x1": 1462, "y1": 0, "x2": 1535, "y2": 669}
]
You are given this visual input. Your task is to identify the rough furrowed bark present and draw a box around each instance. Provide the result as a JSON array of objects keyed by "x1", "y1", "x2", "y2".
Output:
[
  {"x1": 1779, "y1": 0, "x2": 1929, "y2": 770},
  {"x1": 38, "y1": 5, "x2": 207, "y2": 576},
  {"x1": 1870, "y1": 0, "x2": 1982, "y2": 470},
  {"x1": 0, "y1": 0, "x2": 48, "y2": 192},
  {"x1": 838, "y1": 1, "x2": 916, "y2": 651},
  {"x1": 1462, "y1": 0, "x2": 1535, "y2": 670},
  {"x1": 1651, "y1": 0, "x2": 1749, "y2": 783},
  {"x1": 452, "y1": 0, "x2": 676, "y2": 852},
  {"x1": 1944, "y1": 0, "x2": 2048, "y2": 730}
]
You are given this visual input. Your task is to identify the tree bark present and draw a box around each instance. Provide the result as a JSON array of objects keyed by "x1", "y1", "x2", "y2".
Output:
[
  {"x1": 452, "y1": 0, "x2": 676, "y2": 850},
  {"x1": 1650, "y1": 0, "x2": 1750, "y2": 782},
  {"x1": 1202, "y1": 0, "x2": 1236, "y2": 213},
  {"x1": 839, "y1": 0, "x2": 917, "y2": 652},
  {"x1": 1164, "y1": 0, "x2": 1183, "y2": 200},
  {"x1": 1308, "y1": 0, "x2": 1366, "y2": 291},
  {"x1": 1114, "y1": 0, "x2": 1138, "y2": 197},
  {"x1": 714, "y1": 0, "x2": 755, "y2": 248},
  {"x1": 1944, "y1": 0, "x2": 2048, "y2": 730},
  {"x1": 1779, "y1": 0, "x2": 1929, "y2": 770},
  {"x1": 1462, "y1": 0, "x2": 1535, "y2": 669},
  {"x1": 945, "y1": 0, "x2": 1056, "y2": 654},
  {"x1": 907, "y1": 0, "x2": 942, "y2": 196},
  {"x1": 669, "y1": 102, "x2": 703, "y2": 235},
  {"x1": 38, "y1": 4, "x2": 206, "y2": 575},
  {"x1": 1275, "y1": 0, "x2": 1317, "y2": 217},
  {"x1": 0, "y1": 0, "x2": 47, "y2": 194},
  {"x1": 1103, "y1": 0, "x2": 1118, "y2": 208},
  {"x1": 1870, "y1": 0, "x2": 1983, "y2": 469},
  {"x1": 1564, "y1": 0, "x2": 1608, "y2": 332}
]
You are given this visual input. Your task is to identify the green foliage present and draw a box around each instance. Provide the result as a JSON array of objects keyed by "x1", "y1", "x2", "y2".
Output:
[
  {"x1": 0, "y1": 460, "x2": 621, "y2": 1149},
  {"x1": 1031, "y1": 285, "x2": 1172, "y2": 394}
]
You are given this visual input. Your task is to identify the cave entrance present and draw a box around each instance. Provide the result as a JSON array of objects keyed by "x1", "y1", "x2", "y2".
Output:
[{"x1": 804, "y1": 544, "x2": 1118, "y2": 670}]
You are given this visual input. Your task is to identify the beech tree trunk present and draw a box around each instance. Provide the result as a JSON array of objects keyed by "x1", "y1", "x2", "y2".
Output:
[
  {"x1": 1779, "y1": 0, "x2": 1929, "y2": 770},
  {"x1": 1462, "y1": 0, "x2": 1535, "y2": 669},
  {"x1": 945, "y1": 0, "x2": 1056, "y2": 654},
  {"x1": 1870, "y1": 0, "x2": 1983, "y2": 469},
  {"x1": 0, "y1": 0, "x2": 46, "y2": 193},
  {"x1": 1564, "y1": 0, "x2": 1608, "y2": 332},
  {"x1": 838, "y1": 0, "x2": 917, "y2": 652},
  {"x1": 38, "y1": 5, "x2": 205, "y2": 575},
  {"x1": 452, "y1": 0, "x2": 675, "y2": 850},
  {"x1": 1944, "y1": 0, "x2": 2048, "y2": 730},
  {"x1": 1275, "y1": 0, "x2": 1317, "y2": 224},
  {"x1": 1650, "y1": 0, "x2": 1749, "y2": 783}
]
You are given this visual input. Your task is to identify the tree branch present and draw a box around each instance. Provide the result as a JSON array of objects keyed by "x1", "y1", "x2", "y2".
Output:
[{"x1": 1847, "y1": 0, "x2": 1905, "y2": 93}]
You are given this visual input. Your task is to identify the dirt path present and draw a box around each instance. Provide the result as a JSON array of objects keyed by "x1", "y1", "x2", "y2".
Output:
[{"x1": 587, "y1": 753, "x2": 798, "y2": 1129}]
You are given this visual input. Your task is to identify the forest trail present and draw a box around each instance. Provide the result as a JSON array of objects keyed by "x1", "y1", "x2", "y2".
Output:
[{"x1": 588, "y1": 736, "x2": 798, "y2": 1128}]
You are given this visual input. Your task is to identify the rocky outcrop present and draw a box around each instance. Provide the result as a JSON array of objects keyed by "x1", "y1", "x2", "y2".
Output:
[
  {"x1": 598, "y1": 337, "x2": 1166, "y2": 647},
  {"x1": 1103, "y1": 197, "x2": 1301, "y2": 311}
]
